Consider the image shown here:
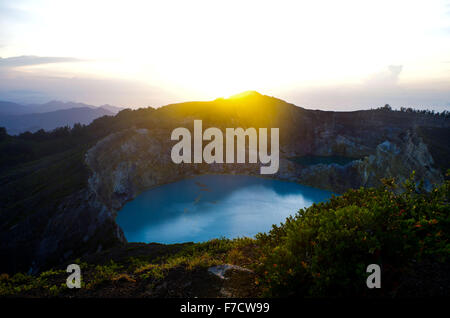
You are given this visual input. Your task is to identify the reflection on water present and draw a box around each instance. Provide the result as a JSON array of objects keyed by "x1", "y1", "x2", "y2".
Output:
[{"x1": 116, "y1": 175, "x2": 333, "y2": 244}]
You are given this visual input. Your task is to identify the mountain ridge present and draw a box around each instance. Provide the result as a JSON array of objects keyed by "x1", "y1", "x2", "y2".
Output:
[
  {"x1": 0, "y1": 106, "x2": 116, "y2": 135},
  {"x1": 0, "y1": 99, "x2": 124, "y2": 115},
  {"x1": 0, "y1": 99, "x2": 125, "y2": 134}
]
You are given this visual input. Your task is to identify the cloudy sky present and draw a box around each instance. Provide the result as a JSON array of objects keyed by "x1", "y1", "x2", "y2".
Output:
[{"x1": 0, "y1": 0, "x2": 449, "y2": 110}]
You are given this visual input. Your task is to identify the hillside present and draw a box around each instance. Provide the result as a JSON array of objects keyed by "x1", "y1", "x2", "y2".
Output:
[
  {"x1": 0, "y1": 92, "x2": 449, "y2": 291},
  {"x1": 0, "y1": 101, "x2": 30, "y2": 116}
]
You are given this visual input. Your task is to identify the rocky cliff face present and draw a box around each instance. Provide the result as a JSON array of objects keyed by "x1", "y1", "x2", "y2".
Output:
[
  {"x1": 1, "y1": 187, "x2": 126, "y2": 274},
  {"x1": 295, "y1": 130, "x2": 443, "y2": 193},
  {"x1": 85, "y1": 126, "x2": 443, "y2": 213},
  {"x1": 35, "y1": 189, "x2": 126, "y2": 272},
  {"x1": 85, "y1": 128, "x2": 262, "y2": 213}
]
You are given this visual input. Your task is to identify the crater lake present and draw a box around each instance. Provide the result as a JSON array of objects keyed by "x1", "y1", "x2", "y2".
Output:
[{"x1": 116, "y1": 175, "x2": 333, "y2": 244}]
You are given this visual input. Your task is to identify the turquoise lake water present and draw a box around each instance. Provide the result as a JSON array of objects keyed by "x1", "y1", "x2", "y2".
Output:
[
  {"x1": 116, "y1": 175, "x2": 333, "y2": 244},
  {"x1": 290, "y1": 155, "x2": 359, "y2": 166}
]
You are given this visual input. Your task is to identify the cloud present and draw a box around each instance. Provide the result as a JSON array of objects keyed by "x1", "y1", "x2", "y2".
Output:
[
  {"x1": 363, "y1": 65, "x2": 403, "y2": 87},
  {"x1": 0, "y1": 66, "x2": 180, "y2": 107},
  {"x1": 0, "y1": 55, "x2": 182, "y2": 107},
  {"x1": 387, "y1": 65, "x2": 403, "y2": 80},
  {"x1": 0, "y1": 60, "x2": 448, "y2": 111},
  {"x1": 0, "y1": 1, "x2": 36, "y2": 47},
  {"x1": 0, "y1": 89, "x2": 50, "y2": 104},
  {"x1": 0, "y1": 55, "x2": 84, "y2": 68},
  {"x1": 280, "y1": 65, "x2": 450, "y2": 111}
]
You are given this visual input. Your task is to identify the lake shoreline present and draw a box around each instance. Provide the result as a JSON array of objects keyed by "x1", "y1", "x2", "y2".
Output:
[{"x1": 116, "y1": 174, "x2": 333, "y2": 244}]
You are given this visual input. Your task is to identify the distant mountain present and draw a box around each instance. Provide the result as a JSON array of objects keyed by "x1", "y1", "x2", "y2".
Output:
[
  {"x1": 0, "y1": 107, "x2": 115, "y2": 134},
  {"x1": 25, "y1": 100, "x2": 124, "y2": 114},
  {"x1": 0, "y1": 100, "x2": 124, "y2": 115},
  {"x1": 0, "y1": 100, "x2": 31, "y2": 115},
  {"x1": 98, "y1": 104, "x2": 123, "y2": 114},
  {"x1": 25, "y1": 100, "x2": 97, "y2": 113}
]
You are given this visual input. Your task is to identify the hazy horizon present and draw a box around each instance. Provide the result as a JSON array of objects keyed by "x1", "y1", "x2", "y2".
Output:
[
  {"x1": 1, "y1": 90, "x2": 449, "y2": 114},
  {"x1": 1, "y1": 0, "x2": 449, "y2": 111}
]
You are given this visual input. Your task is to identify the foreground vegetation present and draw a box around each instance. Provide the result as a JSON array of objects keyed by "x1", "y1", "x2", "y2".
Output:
[
  {"x1": 255, "y1": 172, "x2": 449, "y2": 296},
  {"x1": 1, "y1": 173, "x2": 448, "y2": 297}
]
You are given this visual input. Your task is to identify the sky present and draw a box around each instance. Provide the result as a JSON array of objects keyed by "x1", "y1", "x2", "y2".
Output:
[{"x1": 0, "y1": 0, "x2": 449, "y2": 110}]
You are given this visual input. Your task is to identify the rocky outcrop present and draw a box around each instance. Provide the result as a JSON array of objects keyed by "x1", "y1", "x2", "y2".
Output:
[
  {"x1": 208, "y1": 264, "x2": 257, "y2": 297},
  {"x1": 35, "y1": 189, "x2": 126, "y2": 272},
  {"x1": 357, "y1": 131, "x2": 442, "y2": 190},
  {"x1": 295, "y1": 130, "x2": 443, "y2": 193}
]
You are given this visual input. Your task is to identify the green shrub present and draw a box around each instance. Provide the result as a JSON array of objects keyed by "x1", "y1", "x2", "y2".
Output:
[{"x1": 255, "y1": 173, "x2": 449, "y2": 297}]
